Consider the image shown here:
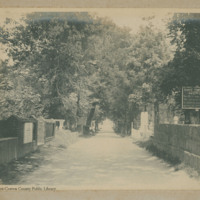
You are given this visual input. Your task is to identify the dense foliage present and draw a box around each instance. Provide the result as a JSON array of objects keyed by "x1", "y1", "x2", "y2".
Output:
[
  {"x1": 2, "y1": 12, "x2": 197, "y2": 133},
  {"x1": 159, "y1": 13, "x2": 200, "y2": 120}
]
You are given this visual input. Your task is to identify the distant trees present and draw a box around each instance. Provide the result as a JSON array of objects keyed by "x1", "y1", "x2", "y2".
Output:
[
  {"x1": 1, "y1": 12, "x2": 195, "y2": 133},
  {"x1": 107, "y1": 20, "x2": 175, "y2": 134}
]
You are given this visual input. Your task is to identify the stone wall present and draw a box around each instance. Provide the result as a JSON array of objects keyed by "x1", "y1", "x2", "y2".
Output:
[
  {"x1": 0, "y1": 116, "x2": 56, "y2": 165},
  {"x1": 153, "y1": 124, "x2": 200, "y2": 171},
  {"x1": 0, "y1": 138, "x2": 18, "y2": 165},
  {"x1": 36, "y1": 118, "x2": 45, "y2": 145}
]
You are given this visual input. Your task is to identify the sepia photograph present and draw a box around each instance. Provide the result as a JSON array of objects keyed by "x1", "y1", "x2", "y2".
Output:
[{"x1": 1, "y1": 7, "x2": 200, "y2": 198}]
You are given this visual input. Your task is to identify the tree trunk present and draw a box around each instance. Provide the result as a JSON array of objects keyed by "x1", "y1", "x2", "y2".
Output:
[
  {"x1": 83, "y1": 104, "x2": 96, "y2": 135},
  {"x1": 95, "y1": 120, "x2": 99, "y2": 132},
  {"x1": 76, "y1": 93, "x2": 81, "y2": 117},
  {"x1": 154, "y1": 101, "x2": 159, "y2": 130}
]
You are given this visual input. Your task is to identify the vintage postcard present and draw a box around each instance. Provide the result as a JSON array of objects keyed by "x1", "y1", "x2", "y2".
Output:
[{"x1": 1, "y1": 3, "x2": 200, "y2": 200}]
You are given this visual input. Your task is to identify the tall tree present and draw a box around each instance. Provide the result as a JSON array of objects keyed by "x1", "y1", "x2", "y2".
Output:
[
  {"x1": 161, "y1": 13, "x2": 200, "y2": 95},
  {"x1": 159, "y1": 13, "x2": 200, "y2": 123},
  {"x1": 0, "y1": 13, "x2": 100, "y2": 122}
]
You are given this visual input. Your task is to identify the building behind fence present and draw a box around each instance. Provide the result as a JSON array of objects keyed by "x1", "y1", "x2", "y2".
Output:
[{"x1": 0, "y1": 115, "x2": 55, "y2": 165}]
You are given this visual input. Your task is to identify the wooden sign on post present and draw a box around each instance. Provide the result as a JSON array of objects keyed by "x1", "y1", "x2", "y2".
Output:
[{"x1": 182, "y1": 87, "x2": 200, "y2": 109}]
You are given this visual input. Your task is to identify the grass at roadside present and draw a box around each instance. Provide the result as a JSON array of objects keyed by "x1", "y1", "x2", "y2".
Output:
[
  {"x1": 0, "y1": 129, "x2": 80, "y2": 184},
  {"x1": 137, "y1": 138, "x2": 200, "y2": 180},
  {"x1": 138, "y1": 139, "x2": 181, "y2": 166}
]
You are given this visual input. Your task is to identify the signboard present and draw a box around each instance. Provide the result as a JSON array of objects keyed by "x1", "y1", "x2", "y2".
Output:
[
  {"x1": 182, "y1": 87, "x2": 200, "y2": 109},
  {"x1": 24, "y1": 123, "x2": 33, "y2": 144}
]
